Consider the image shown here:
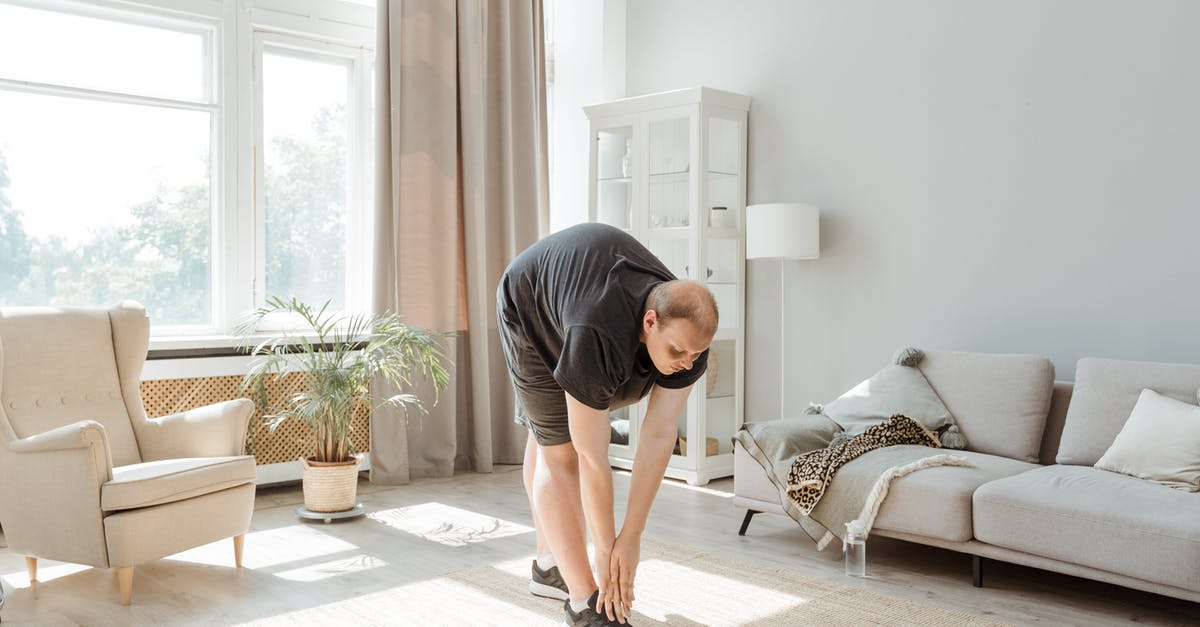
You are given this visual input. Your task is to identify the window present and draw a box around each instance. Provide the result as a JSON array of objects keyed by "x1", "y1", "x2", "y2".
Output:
[{"x1": 0, "y1": 0, "x2": 374, "y2": 338}]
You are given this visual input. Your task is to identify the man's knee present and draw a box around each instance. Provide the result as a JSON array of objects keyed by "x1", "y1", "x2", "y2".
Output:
[{"x1": 537, "y1": 441, "x2": 579, "y2": 472}]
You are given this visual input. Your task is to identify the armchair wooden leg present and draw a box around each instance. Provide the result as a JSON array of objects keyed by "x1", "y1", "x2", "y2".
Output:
[
  {"x1": 25, "y1": 557, "x2": 37, "y2": 582},
  {"x1": 233, "y1": 534, "x2": 245, "y2": 568},
  {"x1": 116, "y1": 567, "x2": 133, "y2": 606}
]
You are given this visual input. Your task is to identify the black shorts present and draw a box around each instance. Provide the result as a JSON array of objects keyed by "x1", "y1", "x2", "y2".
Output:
[{"x1": 496, "y1": 283, "x2": 572, "y2": 446}]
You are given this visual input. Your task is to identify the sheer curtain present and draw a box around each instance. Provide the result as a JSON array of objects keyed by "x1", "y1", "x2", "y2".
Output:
[{"x1": 371, "y1": 0, "x2": 548, "y2": 483}]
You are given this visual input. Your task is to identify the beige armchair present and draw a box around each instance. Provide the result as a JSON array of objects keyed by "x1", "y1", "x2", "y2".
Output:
[{"x1": 0, "y1": 302, "x2": 256, "y2": 605}]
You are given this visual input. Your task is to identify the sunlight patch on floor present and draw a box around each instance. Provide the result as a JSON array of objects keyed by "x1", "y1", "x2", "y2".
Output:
[
  {"x1": 366, "y1": 503, "x2": 533, "y2": 547},
  {"x1": 487, "y1": 554, "x2": 538, "y2": 579},
  {"x1": 1, "y1": 561, "x2": 90, "y2": 587},
  {"x1": 234, "y1": 576, "x2": 550, "y2": 625},
  {"x1": 171, "y1": 525, "x2": 359, "y2": 569},
  {"x1": 273, "y1": 554, "x2": 387, "y2": 582},
  {"x1": 633, "y1": 557, "x2": 809, "y2": 623}
]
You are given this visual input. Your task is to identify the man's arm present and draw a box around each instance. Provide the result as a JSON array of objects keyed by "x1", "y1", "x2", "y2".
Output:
[
  {"x1": 609, "y1": 383, "x2": 692, "y2": 614},
  {"x1": 624, "y1": 383, "x2": 691, "y2": 536}
]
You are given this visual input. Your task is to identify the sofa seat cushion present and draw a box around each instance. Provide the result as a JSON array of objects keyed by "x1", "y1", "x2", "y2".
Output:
[
  {"x1": 873, "y1": 450, "x2": 1039, "y2": 542},
  {"x1": 102, "y1": 456, "x2": 257, "y2": 512},
  {"x1": 974, "y1": 464, "x2": 1200, "y2": 591}
]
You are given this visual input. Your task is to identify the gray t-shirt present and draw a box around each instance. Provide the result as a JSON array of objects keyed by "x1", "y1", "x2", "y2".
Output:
[{"x1": 498, "y1": 223, "x2": 708, "y2": 411}]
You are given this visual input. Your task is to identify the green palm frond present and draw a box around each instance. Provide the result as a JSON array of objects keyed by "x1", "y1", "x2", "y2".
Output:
[{"x1": 237, "y1": 296, "x2": 451, "y2": 463}]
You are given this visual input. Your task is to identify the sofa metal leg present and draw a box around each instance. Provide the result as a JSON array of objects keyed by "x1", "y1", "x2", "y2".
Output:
[
  {"x1": 738, "y1": 509, "x2": 759, "y2": 536},
  {"x1": 972, "y1": 554, "x2": 983, "y2": 588}
]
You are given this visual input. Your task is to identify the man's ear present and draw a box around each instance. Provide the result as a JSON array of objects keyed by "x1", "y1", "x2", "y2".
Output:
[{"x1": 642, "y1": 309, "x2": 658, "y2": 332}]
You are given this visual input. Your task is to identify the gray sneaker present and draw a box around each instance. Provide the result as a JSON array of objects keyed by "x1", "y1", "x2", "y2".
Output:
[
  {"x1": 563, "y1": 590, "x2": 631, "y2": 626},
  {"x1": 530, "y1": 560, "x2": 570, "y2": 600}
]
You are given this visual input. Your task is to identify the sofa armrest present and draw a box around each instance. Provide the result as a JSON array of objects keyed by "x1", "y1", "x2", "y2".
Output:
[{"x1": 136, "y1": 398, "x2": 255, "y2": 461}]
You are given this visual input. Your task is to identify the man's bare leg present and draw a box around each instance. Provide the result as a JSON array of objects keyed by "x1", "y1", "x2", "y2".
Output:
[
  {"x1": 523, "y1": 432, "x2": 552, "y2": 556},
  {"x1": 534, "y1": 441, "x2": 597, "y2": 602}
]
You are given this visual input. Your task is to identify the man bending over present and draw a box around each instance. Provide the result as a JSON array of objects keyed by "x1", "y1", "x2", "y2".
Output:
[{"x1": 497, "y1": 223, "x2": 717, "y2": 626}]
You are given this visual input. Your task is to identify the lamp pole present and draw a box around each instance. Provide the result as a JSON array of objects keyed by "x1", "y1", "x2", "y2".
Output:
[{"x1": 745, "y1": 202, "x2": 820, "y2": 421}]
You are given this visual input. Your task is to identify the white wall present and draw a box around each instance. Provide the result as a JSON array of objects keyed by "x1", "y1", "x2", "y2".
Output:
[
  {"x1": 548, "y1": 0, "x2": 625, "y2": 233},
  {"x1": 588, "y1": 0, "x2": 1200, "y2": 420}
]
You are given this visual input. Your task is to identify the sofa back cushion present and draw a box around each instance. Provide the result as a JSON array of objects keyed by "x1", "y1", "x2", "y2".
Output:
[
  {"x1": 1056, "y1": 357, "x2": 1200, "y2": 466},
  {"x1": 918, "y1": 350, "x2": 1055, "y2": 462},
  {"x1": 1038, "y1": 381, "x2": 1074, "y2": 466}
]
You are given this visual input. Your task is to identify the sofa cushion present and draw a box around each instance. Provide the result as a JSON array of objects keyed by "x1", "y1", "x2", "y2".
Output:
[
  {"x1": 1095, "y1": 389, "x2": 1200, "y2": 491},
  {"x1": 1056, "y1": 357, "x2": 1200, "y2": 466},
  {"x1": 102, "y1": 456, "x2": 257, "y2": 511},
  {"x1": 873, "y1": 450, "x2": 1039, "y2": 542},
  {"x1": 973, "y1": 464, "x2": 1200, "y2": 591},
  {"x1": 817, "y1": 362, "x2": 956, "y2": 438},
  {"x1": 918, "y1": 350, "x2": 1054, "y2": 462}
]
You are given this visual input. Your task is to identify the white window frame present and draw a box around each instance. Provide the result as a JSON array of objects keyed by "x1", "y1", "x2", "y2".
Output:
[
  {"x1": 249, "y1": 31, "x2": 373, "y2": 331},
  {"x1": 0, "y1": 0, "x2": 376, "y2": 347}
]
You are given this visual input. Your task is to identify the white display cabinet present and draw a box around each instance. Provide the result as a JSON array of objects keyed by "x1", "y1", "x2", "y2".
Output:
[{"x1": 584, "y1": 87, "x2": 749, "y2": 486}]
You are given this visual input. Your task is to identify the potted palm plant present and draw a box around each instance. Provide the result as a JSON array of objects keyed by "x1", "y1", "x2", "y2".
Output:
[{"x1": 238, "y1": 296, "x2": 449, "y2": 514}]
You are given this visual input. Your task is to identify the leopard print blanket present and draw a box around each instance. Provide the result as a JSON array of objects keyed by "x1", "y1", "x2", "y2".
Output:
[{"x1": 785, "y1": 414, "x2": 941, "y2": 515}]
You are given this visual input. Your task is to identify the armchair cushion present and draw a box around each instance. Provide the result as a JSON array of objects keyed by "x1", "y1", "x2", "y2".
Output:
[{"x1": 102, "y1": 456, "x2": 256, "y2": 511}]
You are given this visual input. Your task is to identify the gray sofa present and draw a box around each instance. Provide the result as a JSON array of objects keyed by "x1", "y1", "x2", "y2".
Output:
[{"x1": 733, "y1": 351, "x2": 1200, "y2": 603}]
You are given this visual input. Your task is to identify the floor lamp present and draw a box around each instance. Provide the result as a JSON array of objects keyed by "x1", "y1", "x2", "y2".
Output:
[{"x1": 746, "y1": 202, "x2": 820, "y2": 419}]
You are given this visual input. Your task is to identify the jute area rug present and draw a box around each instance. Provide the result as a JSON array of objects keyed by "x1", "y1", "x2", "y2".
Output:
[{"x1": 245, "y1": 537, "x2": 1008, "y2": 626}]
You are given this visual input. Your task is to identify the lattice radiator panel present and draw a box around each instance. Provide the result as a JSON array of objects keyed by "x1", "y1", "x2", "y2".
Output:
[{"x1": 140, "y1": 374, "x2": 371, "y2": 465}]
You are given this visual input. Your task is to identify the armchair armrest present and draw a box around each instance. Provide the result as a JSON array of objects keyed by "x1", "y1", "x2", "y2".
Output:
[
  {"x1": 9, "y1": 419, "x2": 112, "y2": 456},
  {"x1": 136, "y1": 398, "x2": 255, "y2": 461},
  {"x1": 7, "y1": 420, "x2": 114, "y2": 484},
  {"x1": 0, "y1": 420, "x2": 114, "y2": 567}
]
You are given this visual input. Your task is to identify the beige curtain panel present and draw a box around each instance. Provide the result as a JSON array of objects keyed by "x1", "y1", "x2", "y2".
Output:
[{"x1": 372, "y1": 0, "x2": 548, "y2": 483}]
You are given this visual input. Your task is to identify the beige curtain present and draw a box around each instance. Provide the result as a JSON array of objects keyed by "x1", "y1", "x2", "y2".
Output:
[{"x1": 372, "y1": 0, "x2": 548, "y2": 483}]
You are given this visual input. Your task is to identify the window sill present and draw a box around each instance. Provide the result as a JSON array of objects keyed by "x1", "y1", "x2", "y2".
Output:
[
  {"x1": 147, "y1": 331, "x2": 357, "y2": 360},
  {"x1": 148, "y1": 336, "x2": 246, "y2": 360}
]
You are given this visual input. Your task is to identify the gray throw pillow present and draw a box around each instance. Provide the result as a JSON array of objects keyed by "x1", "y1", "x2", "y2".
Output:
[{"x1": 808, "y1": 348, "x2": 965, "y2": 449}]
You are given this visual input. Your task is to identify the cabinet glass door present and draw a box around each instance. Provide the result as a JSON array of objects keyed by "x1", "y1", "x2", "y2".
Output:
[
  {"x1": 705, "y1": 116, "x2": 740, "y2": 233},
  {"x1": 704, "y1": 339, "x2": 738, "y2": 456},
  {"x1": 707, "y1": 237, "x2": 739, "y2": 330},
  {"x1": 595, "y1": 126, "x2": 632, "y2": 229},
  {"x1": 647, "y1": 116, "x2": 690, "y2": 230}
]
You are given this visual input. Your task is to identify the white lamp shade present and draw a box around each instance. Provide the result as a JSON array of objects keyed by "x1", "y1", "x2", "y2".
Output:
[{"x1": 746, "y1": 202, "x2": 820, "y2": 259}]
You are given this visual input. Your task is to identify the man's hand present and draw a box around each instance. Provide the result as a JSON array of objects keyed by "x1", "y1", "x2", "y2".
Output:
[
  {"x1": 610, "y1": 531, "x2": 641, "y2": 619},
  {"x1": 593, "y1": 543, "x2": 624, "y2": 623}
]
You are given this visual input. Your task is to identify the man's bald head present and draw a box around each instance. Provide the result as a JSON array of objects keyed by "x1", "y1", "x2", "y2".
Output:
[{"x1": 644, "y1": 280, "x2": 719, "y2": 338}]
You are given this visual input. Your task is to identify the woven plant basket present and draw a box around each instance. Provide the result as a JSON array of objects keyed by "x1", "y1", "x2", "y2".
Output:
[{"x1": 301, "y1": 456, "x2": 361, "y2": 513}]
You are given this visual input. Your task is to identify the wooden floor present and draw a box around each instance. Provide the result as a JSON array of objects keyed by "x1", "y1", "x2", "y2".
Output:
[{"x1": 0, "y1": 466, "x2": 1196, "y2": 625}]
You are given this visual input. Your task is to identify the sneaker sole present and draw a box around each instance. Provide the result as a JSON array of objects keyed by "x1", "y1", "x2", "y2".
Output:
[{"x1": 529, "y1": 580, "x2": 569, "y2": 601}]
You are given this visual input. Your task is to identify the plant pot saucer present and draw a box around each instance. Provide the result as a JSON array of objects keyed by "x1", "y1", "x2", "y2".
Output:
[{"x1": 296, "y1": 503, "x2": 366, "y2": 524}]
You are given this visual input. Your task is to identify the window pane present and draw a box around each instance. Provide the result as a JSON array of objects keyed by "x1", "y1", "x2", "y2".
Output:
[
  {"x1": 0, "y1": 3, "x2": 208, "y2": 102},
  {"x1": 263, "y1": 50, "x2": 350, "y2": 310},
  {"x1": 0, "y1": 91, "x2": 212, "y2": 325}
]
